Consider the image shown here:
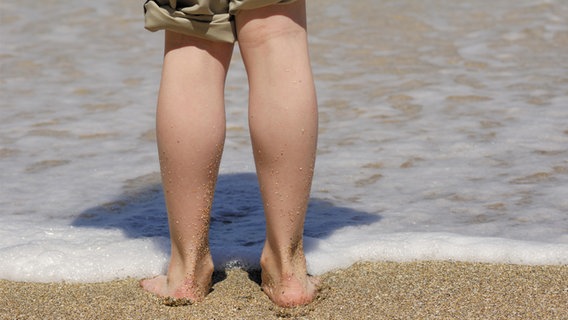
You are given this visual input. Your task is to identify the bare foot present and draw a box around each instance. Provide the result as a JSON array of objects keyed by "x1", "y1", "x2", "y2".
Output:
[
  {"x1": 140, "y1": 259, "x2": 214, "y2": 306},
  {"x1": 261, "y1": 271, "x2": 320, "y2": 307},
  {"x1": 139, "y1": 275, "x2": 204, "y2": 305},
  {"x1": 260, "y1": 246, "x2": 320, "y2": 307}
]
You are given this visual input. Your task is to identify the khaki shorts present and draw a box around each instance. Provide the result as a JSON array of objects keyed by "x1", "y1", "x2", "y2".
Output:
[{"x1": 144, "y1": 0, "x2": 297, "y2": 43}]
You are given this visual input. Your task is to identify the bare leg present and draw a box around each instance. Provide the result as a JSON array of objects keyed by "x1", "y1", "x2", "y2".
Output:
[
  {"x1": 141, "y1": 31, "x2": 233, "y2": 303},
  {"x1": 236, "y1": 0, "x2": 319, "y2": 307}
]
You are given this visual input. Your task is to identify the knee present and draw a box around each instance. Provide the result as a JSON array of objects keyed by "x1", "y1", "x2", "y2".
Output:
[{"x1": 235, "y1": 4, "x2": 307, "y2": 48}]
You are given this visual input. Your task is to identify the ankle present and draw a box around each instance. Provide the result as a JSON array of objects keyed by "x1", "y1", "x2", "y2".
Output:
[
  {"x1": 260, "y1": 241, "x2": 307, "y2": 276},
  {"x1": 259, "y1": 244, "x2": 318, "y2": 307},
  {"x1": 167, "y1": 253, "x2": 214, "y2": 292}
]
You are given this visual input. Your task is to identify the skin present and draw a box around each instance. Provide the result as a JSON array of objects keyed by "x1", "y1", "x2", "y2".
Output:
[{"x1": 141, "y1": 0, "x2": 319, "y2": 307}]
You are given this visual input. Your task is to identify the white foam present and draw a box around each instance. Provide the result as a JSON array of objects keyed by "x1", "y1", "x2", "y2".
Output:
[
  {"x1": 305, "y1": 231, "x2": 568, "y2": 275},
  {"x1": 0, "y1": 224, "x2": 169, "y2": 282},
  {"x1": 2, "y1": 224, "x2": 565, "y2": 282}
]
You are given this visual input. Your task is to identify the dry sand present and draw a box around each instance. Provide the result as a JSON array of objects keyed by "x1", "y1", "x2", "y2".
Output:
[{"x1": 2, "y1": 261, "x2": 567, "y2": 319}]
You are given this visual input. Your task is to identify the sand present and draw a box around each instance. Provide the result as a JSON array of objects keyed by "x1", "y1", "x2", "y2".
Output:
[{"x1": 2, "y1": 261, "x2": 567, "y2": 319}]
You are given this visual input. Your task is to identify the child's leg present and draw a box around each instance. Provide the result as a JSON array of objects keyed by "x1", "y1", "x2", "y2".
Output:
[
  {"x1": 235, "y1": 0, "x2": 319, "y2": 307},
  {"x1": 141, "y1": 31, "x2": 234, "y2": 302}
]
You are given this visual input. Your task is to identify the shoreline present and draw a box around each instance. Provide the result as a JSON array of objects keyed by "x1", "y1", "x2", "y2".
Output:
[{"x1": 2, "y1": 261, "x2": 566, "y2": 319}]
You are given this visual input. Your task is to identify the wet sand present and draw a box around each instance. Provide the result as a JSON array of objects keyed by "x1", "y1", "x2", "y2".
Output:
[{"x1": 2, "y1": 261, "x2": 567, "y2": 319}]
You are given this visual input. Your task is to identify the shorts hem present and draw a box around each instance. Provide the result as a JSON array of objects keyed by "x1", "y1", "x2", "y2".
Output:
[{"x1": 144, "y1": 0, "x2": 299, "y2": 43}]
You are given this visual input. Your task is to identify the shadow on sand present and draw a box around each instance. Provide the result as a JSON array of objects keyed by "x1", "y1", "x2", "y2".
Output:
[{"x1": 73, "y1": 172, "x2": 380, "y2": 282}]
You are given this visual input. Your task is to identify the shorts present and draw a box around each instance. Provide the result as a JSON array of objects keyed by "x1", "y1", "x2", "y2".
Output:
[{"x1": 144, "y1": 0, "x2": 298, "y2": 43}]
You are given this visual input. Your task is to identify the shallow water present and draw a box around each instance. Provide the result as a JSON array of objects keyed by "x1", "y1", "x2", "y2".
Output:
[{"x1": 1, "y1": 0, "x2": 567, "y2": 282}]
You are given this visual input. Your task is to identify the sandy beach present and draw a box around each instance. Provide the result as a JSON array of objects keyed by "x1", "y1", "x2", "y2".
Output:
[{"x1": 2, "y1": 261, "x2": 567, "y2": 319}]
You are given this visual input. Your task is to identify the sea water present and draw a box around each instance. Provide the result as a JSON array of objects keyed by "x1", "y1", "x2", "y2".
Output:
[{"x1": 1, "y1": 0, "x2": 567, "y2": 282}]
